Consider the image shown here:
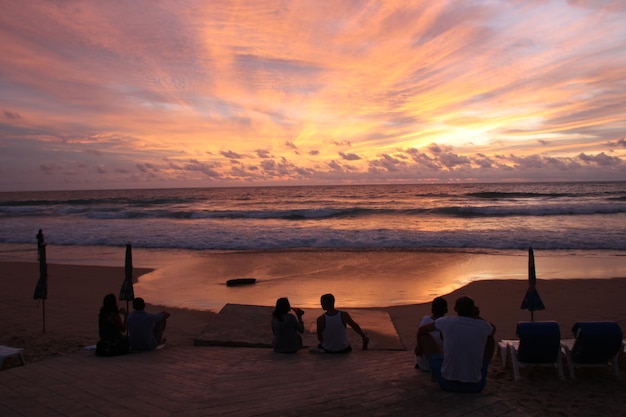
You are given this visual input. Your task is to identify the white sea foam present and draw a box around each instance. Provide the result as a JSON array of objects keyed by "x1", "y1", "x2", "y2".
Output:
[{"x1": 0, "y1": 182, "x2": 625, "y2": 251}]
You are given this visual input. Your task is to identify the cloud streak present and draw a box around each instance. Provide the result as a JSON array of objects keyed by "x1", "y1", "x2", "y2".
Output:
[{"x1": 1, "y1": 0, "x2": 625, "y2": 190}]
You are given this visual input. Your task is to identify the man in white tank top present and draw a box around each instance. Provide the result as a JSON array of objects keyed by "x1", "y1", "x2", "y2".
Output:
[{"x1": 315, "y1": 293, "x2": 369, "y2": 353}]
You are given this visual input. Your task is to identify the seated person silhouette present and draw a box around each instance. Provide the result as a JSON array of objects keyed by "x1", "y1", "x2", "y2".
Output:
[
  {"x1": 414, "y1": 296, "x2": 447, "y2": 371},
  {"x1": 127, "y1": 297, "x2": 170, "y2": 351},
  {"x1": 314, "y1": 293, "x2": 368, "y2": 353},
  {"x1": 271, "y1": 297, "x2": 305, "y2": 353},
  {"x1": 417, "y1": 296, "x2": 495, "y2": 392}
]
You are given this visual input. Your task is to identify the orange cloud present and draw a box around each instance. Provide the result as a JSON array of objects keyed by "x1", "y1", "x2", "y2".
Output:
[{"x1": 0, "y1": 0, "x2": 625, "y2": 190}]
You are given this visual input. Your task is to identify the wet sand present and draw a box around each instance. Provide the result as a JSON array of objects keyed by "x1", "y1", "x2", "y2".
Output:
[{"x1": 3, "y1": 243, "x2": 625, "y2": 309}]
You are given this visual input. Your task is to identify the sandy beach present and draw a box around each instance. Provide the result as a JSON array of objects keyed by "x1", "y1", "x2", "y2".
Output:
[
  {"x1": 1, "y1": 254, "x2": 625, "y2": 416},
  {"x1": 0, "y1": 262, "x2": 214, "y2": 363}
]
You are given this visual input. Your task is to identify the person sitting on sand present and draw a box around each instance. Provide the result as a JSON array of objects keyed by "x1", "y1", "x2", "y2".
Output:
[
  {"x1": 127, "y1": 297, "x2": 170, "y2": 351},
  {"x1": 417, "y1": 295, "x2": 495, "y2": 393},
  {"x1": 96, "y1": 293, "x2": 129, "y2": 356},
  {"x1": 271, "y1": 297, "x2": 305, "y2": 353},
  {"x1": 414, "y1": 296, "x2": 447, "y2": 371},
  {"x1": 314, "y1": 293, "x2": 369, "y2": 353}
]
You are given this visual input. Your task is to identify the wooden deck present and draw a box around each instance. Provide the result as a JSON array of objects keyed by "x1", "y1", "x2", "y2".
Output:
[{"x1": 0, "y1": 345, "x2": 530, "y2": 417}]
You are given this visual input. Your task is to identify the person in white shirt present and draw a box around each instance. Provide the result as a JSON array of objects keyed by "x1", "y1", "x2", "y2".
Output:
[
  {"x1": 417, "y1": 295, "x2": 495, "y2": 392},
  {"x1": 414, "y1": 297, "x2": 448, "y2": 371},
  {"x1": 315, "y1": 293, "x2": 369, "y2": 353}
]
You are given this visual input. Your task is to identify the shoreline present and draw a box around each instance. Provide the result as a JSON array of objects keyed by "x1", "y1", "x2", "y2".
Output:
[
  {"x1": 2, "y1": 243, "x2": 626, "y2": 312},
  {"x1": 2, "y1": 242, "x2": 626, "y2": 266}
]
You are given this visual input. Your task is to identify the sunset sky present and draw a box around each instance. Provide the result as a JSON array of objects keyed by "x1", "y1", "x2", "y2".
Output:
[{"x1": 1, "y1": 0, "x2": 626, "y2": 191}]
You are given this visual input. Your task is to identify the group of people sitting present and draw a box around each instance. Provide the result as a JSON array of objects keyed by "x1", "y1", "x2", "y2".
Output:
[
  {"x1": 99, "y1": 290, "x2": 495, "y2": 392},
  {"x1": 97, "y1": 293, "x2": 170, "y2": 356},
  {"x1": 272, "y1": 293, "x2": 495, "y2": 393},
  {"x1": 415, "y1": 296, "x2": 495, "y2": 393},
  {"x1": 271, "y1": 293, "x2": 369, "y2": 355}
]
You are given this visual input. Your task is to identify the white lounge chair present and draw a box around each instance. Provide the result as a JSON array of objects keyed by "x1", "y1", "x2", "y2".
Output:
[
  {"x1": 499, "y1": 321, "x2": 564, "y2": 381},
  {"x1": 560, "y1": 321, "x2": 623, "y2": 379},
  {"x1": 0, "y1": 345, "x2": 25, "y2": 369}
]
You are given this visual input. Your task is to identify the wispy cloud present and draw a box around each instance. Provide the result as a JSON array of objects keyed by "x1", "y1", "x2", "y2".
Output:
[{"x1": 1, "y1": 0, "x2": 625, "y2": 190}]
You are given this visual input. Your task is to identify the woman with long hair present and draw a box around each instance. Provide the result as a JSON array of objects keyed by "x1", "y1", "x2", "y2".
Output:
[
  {"x1": 97, "y1": 293, "x2": 129, "y2": 356},
  {"x1": 271, "y1": 297, "x2": 304, "y2": 353}
]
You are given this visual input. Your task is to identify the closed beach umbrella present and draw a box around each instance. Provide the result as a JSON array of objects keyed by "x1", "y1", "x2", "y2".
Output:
[
  {"x1": 33, "y1": 229, "x2": 48, "y2": 332},
  {"x1": 520, "y1": 247, "x2": 545, "y2": 321},
  {"x1": 119, "y1": 243, "x2": 135, "y2": 313}
]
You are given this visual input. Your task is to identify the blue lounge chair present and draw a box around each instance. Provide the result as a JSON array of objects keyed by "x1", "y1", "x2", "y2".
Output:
[
  {"x1": 500, "y1": 321, "x2": 564, "y2": 381},
  {"x1": 560, "y1": 321, "x2": 623, "y2": 379}
]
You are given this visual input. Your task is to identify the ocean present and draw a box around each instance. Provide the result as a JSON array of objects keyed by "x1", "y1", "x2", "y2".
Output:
[
  {"x1": 1, "y1": 181, "x2": 625, "y2": 252},
  {"x1": 1, "y1": 182, "x2": 625, "y2": 310}
]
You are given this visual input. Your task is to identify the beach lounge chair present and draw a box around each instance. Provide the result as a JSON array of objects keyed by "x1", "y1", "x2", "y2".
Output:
[
  {"x1": 560, "y1": 321, "x2": 623, "y2": 379},
  {"x1": 0, "y1": 345, "x2": 25, "y2": 369},
  {"x1": 499, "y1": 321, "x2": 564, "y2": 381}
]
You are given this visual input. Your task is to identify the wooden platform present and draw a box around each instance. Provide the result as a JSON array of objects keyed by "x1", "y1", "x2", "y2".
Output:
[{"x1": 194, "y1": 303, "x2": 405, "y2": 351}]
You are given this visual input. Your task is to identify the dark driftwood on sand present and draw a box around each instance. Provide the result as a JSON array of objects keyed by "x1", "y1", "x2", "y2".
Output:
[{"x1": 226, "y1": 278, "x2": 257, "y2": 287}]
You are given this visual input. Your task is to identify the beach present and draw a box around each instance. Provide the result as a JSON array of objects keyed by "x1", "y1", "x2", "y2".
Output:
[
  {"x1": 1, "y1": 250, "x2": 626, "y2": 416},
  {"x1": 2, "y1": 250, "x2": 626, "y2": 360},
  {"x1": 0, "y1": 262, "x2": 214, "y2": 363}
]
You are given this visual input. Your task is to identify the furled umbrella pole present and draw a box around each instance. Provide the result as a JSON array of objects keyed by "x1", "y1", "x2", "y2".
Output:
[
  {"x1": 119, "y1": 243, "x2": 135, "y2": 315},
  {"x1": 520, "y1": 247, "x2": 545, "y2": 321},
  {"x1": 33, "y1": 229, "x2": 48, "y2": 332}
]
